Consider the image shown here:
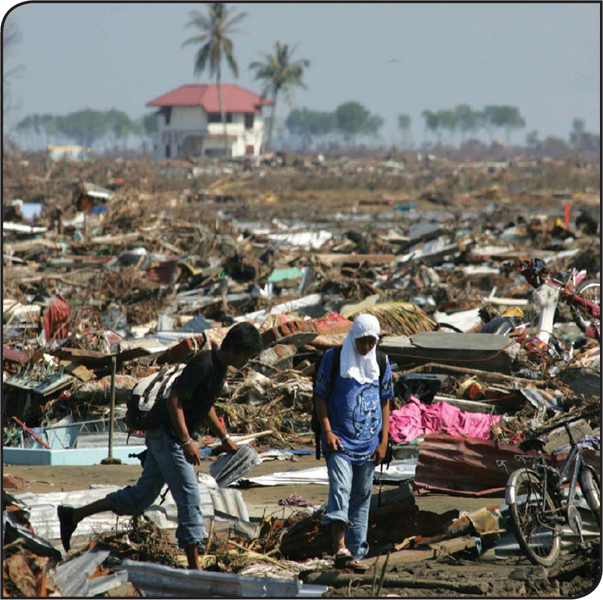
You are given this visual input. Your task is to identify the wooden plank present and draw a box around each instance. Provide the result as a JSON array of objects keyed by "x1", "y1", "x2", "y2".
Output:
[
  {"x1": 315, "y1": 253, "x2": 396, "y2": 267},
  {"x1": 304, "y1": 571, "x2": 489, "y2": 594}
]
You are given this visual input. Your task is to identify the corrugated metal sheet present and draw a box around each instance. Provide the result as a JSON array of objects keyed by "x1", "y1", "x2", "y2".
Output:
[
  {"x1": 15, "y1": 480, "x2": 251, "y2": 544},
  {"x1": 120, "y1": 560, "x2": 325, "y2": 598},
  {"x1": 53, "y1": 544, "x2": 110, "y2": 596},
  {"x1": 87, "y1": 571, "x2": 129, "y2": 596},
  {"x1": 415, "y1": 434, "x2": 542, "y2": 495},
  {"x1": 240, "y1": 460, "x2": 416, "y2": 488},
  {"x1": 15, "y1": 486, "x2": 180, "y2": 542},
  {"x1": 415, "y1": 434, "x2": 601, "y2": 496}
]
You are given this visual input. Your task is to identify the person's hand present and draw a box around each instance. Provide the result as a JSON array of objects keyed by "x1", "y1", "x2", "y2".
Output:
[
  {"x1": 221, "y1": 437, "x2": 239, "y2": 454},
  {"x1": 372, "y1": 441, "x2": 388, "y2": 466},
  {"x1": 182, "y1": 442, "x2": 201, "y2": 465},
  {"x1": 324, "y1": 431, "x2": 343, "y2": 453}
]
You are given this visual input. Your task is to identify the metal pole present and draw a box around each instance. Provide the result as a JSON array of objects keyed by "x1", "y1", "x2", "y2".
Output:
[{"x1": 108, "y1": 355, "x2": 117, "y2": 460}]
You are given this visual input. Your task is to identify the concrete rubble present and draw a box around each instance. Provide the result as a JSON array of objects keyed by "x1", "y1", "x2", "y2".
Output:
[{"x1": 2, "y1": 151, "x2": 600, "y2": 596}]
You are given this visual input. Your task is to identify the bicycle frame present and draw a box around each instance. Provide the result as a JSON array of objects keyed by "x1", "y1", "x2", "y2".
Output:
[
  {"x1": 506, "y1": 429, "x2": 585, "y2": 517},
  {"x1": 558, "y1": 442, "x2": 583, "y2": 510}
]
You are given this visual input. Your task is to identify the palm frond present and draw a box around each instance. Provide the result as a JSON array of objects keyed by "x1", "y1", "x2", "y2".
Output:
[
  {"x1": 222, "y1": 37, "x2": 239, "y2": 77},
  {"x1": 185, "y1": 12, "x2": 212, "y2": 30},
  {"x1": 193, "y1": 43, "x2": 212, "y2": 76},
  {"x1": 247, "y1": 40, "x2": 309, "y2": 105},
  {"x1": 182, "y1": 34, "x2": 210, "y2": 48},
  {"x1": 223, "y1": 11, "x2": 248, "y2": 30},
  {"x1": 342, "y1": 303, "x2": 437, "y2": 337}
]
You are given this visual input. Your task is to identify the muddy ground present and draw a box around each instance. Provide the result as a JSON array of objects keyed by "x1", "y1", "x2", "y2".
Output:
[{"x1": 4, "y1": 450, "x2": 600, "y2": 598}]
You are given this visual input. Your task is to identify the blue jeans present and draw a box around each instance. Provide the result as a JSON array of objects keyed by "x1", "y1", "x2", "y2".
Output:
[
  {"x1": 321, "y1": 452, "x2": 375, "y2": 560},
  {"x1": 105, "y1": 427, "x2": 205, "y2": 549}
]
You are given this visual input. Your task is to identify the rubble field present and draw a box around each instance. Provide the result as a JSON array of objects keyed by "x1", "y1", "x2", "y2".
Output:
[{"x1": 2, "y1": 151, "x2": 600, "y2": 597}]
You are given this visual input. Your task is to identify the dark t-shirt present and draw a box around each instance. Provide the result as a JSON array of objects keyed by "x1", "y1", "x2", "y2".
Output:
[{"x1": 155, "y1": 349, "x2": 227, "y2": 439}]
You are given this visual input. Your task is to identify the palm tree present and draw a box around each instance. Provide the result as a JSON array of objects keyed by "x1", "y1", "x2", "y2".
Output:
[
  {"x1": 182, "y1": 3, "x2": 247, "y2": 155},
  {"x1": 398, "y1": 114, "x2": 412, "y2": 148},
  {"x1": 249, "y1": 41, "x2": 310, "y2": 152}
]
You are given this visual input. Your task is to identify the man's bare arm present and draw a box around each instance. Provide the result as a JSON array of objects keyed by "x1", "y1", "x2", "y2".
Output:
[
  {"x1": 316, "y1": 394, "x2": 343, "y2": 451},
  {"x1": 205, "y1": 406, "x2": 239, "y2": 453},
  {"x1": 166, "y1": 391, "x2": 201, "y2": 465}
]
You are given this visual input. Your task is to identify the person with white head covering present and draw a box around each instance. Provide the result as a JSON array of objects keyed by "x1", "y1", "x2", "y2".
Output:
[{"x1": 314, "y1": 314, "x2": 394, "y2": 571}]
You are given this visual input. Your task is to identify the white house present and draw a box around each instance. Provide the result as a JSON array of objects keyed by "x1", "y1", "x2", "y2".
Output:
[{"x1": 146, "y1": 84, "x2": 272, "y2": 159}]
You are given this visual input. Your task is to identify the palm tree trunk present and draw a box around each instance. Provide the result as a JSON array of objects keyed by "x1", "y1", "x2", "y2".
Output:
[
  {"x1": 266, "y1": 89, "x2": 278, "y2": 153},
  {"x1": 217, "y1": 67, "x2": 228, "y2": 157}
]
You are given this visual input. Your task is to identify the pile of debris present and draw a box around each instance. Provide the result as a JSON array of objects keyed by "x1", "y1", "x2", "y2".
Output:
[{"x1": 3, "y1": 152, "x2": 600, "y2": 596}]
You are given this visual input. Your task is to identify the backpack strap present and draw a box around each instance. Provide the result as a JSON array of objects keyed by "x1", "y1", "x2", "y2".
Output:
[
  {"x1": 329, "y1": 346, "x2": 342, "y2": 393},
  {"x1": 376, "y1": 349, "x2": 387, "y2": 391}
]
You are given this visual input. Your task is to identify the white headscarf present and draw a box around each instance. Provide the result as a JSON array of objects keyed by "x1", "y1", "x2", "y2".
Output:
[{"x1": 340, "y1": 314, "x2": 381, "y2": 384}]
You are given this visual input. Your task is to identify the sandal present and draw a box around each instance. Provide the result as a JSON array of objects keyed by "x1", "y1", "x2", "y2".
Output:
[
  {"x1": 349, "y1": 559, "x2": 370, "y2": 573},
  {"x1": 333, "y1": 548, "x2": 353, "y2": 569}
]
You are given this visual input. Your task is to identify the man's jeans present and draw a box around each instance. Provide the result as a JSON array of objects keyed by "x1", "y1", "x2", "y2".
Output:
[
  {"x1": 321, "y1": 451, "x2": 375, "y2": 559},
  {"x1": 106, "y1": 426, "x2": 204, "y2": 549}
]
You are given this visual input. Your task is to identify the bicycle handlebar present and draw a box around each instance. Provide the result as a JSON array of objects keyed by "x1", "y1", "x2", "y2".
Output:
[{"x1": 525, "y1": 409, "x2": 598, "y2": 442}]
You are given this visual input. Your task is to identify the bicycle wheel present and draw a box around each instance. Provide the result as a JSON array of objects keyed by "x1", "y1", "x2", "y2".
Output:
[
  {"x1": 508, "y1": 470, "x2": 562, "y2": 566},
  {"x1": 579, "y1": 465, "x2": 601, "y2": 527},
  {"x1": 577, "y1": 279, "x2": 601, "y2": 306},
  {"x1": 575, "y1": 279, "x2": 601, "y2": 333}
]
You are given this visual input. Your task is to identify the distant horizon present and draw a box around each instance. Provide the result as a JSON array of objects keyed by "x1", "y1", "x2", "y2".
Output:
[{"x1": 3, "y1": 2, "x2": 600, "y2": 147}]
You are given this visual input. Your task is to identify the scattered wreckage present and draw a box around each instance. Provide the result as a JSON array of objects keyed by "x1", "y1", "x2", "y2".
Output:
[{"x1": 2, "y1": 152, "x2": 600, "y2": 596}]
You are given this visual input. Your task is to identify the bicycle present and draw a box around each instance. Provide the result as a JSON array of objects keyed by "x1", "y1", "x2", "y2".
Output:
[
  {"x1": 503, "y1": 259, "x2": 600, "y2": 343},
  {"x1": 505, "y1": 418, "x2": 601, "y2": 566}
]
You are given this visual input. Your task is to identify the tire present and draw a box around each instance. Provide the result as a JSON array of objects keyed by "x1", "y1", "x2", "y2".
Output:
[
  {"x1": 577, "y1": 279, "x2": 601, "y2": 306},
  {"x1": 575, "y1": 279, "x2": 601, "y2": 335},
  {"x1": 579, "y1": 465, "x2": 601, "y2": 527},
  {"x1": 508, "y1": 470, "x2": 562, "y2": 567}
]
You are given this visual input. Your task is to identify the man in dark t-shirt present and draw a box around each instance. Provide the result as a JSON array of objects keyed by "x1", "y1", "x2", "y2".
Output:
[
  {"x1": 57, "y1": 323, "x2": 262, "y2": 570},
  {"x1": 154, "y1": 348, "x2": 231, "y2": 447}
]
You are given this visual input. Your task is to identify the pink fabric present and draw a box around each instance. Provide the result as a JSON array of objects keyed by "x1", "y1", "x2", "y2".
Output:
[{"x1": 389, "y1": 395, "x2": 501, "y2": 443}]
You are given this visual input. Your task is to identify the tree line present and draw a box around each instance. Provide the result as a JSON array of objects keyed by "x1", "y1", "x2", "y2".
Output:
[
  {"x1": 8, "y1": 3, "x2": 599, "y2": 155},
  {"x1": 285, "y1": 102, "x2": 383, "y2": 144},
  {"x1": 16, "y1": 110, "x2": 158, "y2": 150},
  {"x1": 411, "y1": 105, "x2": 525, "y2": 146}
]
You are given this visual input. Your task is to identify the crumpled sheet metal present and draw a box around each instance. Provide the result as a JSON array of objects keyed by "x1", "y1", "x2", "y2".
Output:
[
  {"x1": 53, "y1": 544, "x2": 111, "y2": 597},
  {"x1": 414, "y1": 434, "x2": 541, "y2": 496},
  {"x1": 3, "y1": 509, "x2": 62, "y2": 561},
  {"x1": 120, "y1": 559, "x2": 323, "y2": 597},
  {"x1": 209, "y1": 445, "x2": 262, "y2": 488},
  {"x1": 14, "y1": 480, "x2": 251, "y2": 545},
  {"x1": 238, "y1": 459, "x2": 416, "y2": 487},
  {"x1": 13, "y1": 484, "x2": 214, "y2": 542}
]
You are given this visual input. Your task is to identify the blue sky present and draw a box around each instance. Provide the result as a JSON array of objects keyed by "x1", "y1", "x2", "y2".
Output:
[{"x1": 3, "y1": 2, "x2": 601, "y2": 144}]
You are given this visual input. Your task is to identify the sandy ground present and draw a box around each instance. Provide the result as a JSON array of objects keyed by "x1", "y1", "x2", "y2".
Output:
[
  {"x1": 4, "y1": 453, "x2": 501, "y2": 518},
  {"x1": 4, "y1": 452, "x2": 599, "y2": 597}
]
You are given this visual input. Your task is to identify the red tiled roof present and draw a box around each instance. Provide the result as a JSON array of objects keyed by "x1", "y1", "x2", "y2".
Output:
[{"x1": 146, "y1": 84, "x2": 272, "y2": 113}]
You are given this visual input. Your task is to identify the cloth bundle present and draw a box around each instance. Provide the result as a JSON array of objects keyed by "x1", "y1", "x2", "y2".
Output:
[{"x1": 389, "y1": 395, "x2": 501, "y2": 443}]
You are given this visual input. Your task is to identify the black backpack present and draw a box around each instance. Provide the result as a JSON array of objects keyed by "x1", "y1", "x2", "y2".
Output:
[{"x1": 311, "y1": 346, "x2": 388, "y2": 460}]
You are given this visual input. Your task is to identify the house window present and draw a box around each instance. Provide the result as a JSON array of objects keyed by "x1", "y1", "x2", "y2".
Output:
[
  {"x1": 245, "y1": 114, "x2": 254, "y2": 130},
  {"x1": 160, "y1": 106, "x2": 172, "y2": 126},
  {"x1": 208, "y1": 113, "x2": 233, "y2": 124}
]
